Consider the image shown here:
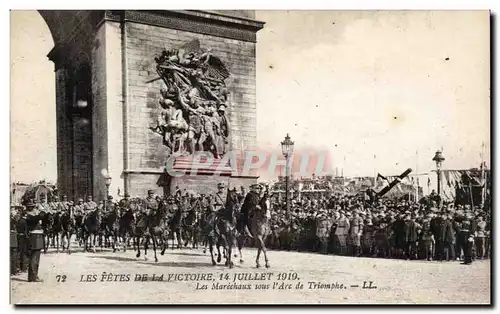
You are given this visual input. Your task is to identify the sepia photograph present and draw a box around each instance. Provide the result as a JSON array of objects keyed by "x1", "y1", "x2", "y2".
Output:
[{"x1": 9, "y1": 9, "x2": 491, "y2": 304}]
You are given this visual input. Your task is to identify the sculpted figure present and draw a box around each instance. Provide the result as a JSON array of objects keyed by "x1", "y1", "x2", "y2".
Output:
[{"x1": 149, "y1": 39, "x2": 231, "y2": 158}]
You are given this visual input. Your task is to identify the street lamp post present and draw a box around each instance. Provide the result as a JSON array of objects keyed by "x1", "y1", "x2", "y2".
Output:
[
  {"x1": 281, "y1": 133, "x2": 294, "y2": 213},
  {"x1": 432, "y1": 151, "x2": 445, "y2": 200}
]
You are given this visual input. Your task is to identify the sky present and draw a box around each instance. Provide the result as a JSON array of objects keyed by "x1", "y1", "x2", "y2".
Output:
[{"x1": 10, "y1": 10, "x2": 490, "y2": 184}]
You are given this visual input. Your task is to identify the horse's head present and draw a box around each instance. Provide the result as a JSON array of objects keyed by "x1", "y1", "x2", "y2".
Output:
[{"x1": 226, "y1": 188, "x2": 239, "y2": 210}]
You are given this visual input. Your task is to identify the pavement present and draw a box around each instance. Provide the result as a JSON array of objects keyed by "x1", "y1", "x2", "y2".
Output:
[{"x1": 10, "y1": 243, "x2": 491, "y2": 304}]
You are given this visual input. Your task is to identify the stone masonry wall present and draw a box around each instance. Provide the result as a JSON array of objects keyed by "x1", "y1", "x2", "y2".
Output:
[{"x1": 123, "y1": 21, "x2": 258, "y2": 196}]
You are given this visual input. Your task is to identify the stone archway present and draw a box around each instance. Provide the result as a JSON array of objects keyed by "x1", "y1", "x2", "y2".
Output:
[
  {"x1": 36, "y1": 10, "x2": 264, "y2": 200},
  {"x1": 38, "y1": 11, "x2": 97, "y2": 201}
]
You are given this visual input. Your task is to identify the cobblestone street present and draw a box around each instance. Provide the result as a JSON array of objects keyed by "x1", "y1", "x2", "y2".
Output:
[{"x1": 10, "y1": 245, "x2": 491, "y2": 304}]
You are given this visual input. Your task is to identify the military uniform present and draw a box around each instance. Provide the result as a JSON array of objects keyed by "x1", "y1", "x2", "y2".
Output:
[
  {"x1": 10, "y1": 212, "x2": 19, "y2": 275},
  {"x1": 16, "y1": 211, "x2": 29, "y2": 272},
  {"x1": 84, "y1": 198, "x2": 98, "y2": 213},
  {"x1": 118, "y1": 194, "x2": 132, "y2": 211},
  {"x1": 26, "y1": 203, "x2": 44, "y2": 282},
  {"x1": 213, "y1": 191, "x2": 225, "y2": 212},
  {"x1": 38, "y1": 201, "x2": 51, "y2": 214},
  {"x1": 334, "y1": 215, "x2": 350, "y2": 255},
  {"x1": 144, "y1": 190, "x2": 158, "y2": 215},
  {"x1": 239, "y1": 186, "x2": 260, "y2": 235},
  {"x1": 458, "y1": 219, "x2": 474, "y2": 264}
]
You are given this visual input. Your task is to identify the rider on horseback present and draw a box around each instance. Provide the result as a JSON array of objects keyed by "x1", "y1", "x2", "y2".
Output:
[
  {"x1": 239, "y1": 183, "x2": 263, "y2": 238},
  {"x1": 84, "y1": 196, "x2": 98, "y2": 213},
  {"x1": 144, "y1": 190, "x2": 159, "y2": 215},
  {"x1": 213, "y1": 183, "x2": 226, "y2": 212}
]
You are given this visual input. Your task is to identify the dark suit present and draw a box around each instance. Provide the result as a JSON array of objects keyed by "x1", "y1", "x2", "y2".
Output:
[
  {"x1": 16, "y1": 215, "x2": 29, "y2": 272},
  {"x1": 10, "y1": 217, "x2": 18, "y2": 275},
  {"x1": 26, "y1": 213, "x2": 43, "y2": 282},
  {"x1": 239, "y1": 191, "x2": 260, "y2": 232},
  {"x1": 431, "y1": 216, "x2": 445, "y2": 260},
  {"x1": 404, "y1": 219, "x2": 419, "y2": 259}
]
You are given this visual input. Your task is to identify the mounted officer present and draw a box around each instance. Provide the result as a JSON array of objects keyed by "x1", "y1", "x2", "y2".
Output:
[
  {"x1": 37, "y1": 193, "x2": 51, "y2": 213},
  {"x1": 118, "y1": 193, "x2": 132, "y2": 211},
  {"x1": 49, "y1": 195, "x2": 61, "y2": 213},
  {"x1": 102, "y1": 195, "x2": 116, "y2": 214},
  {"x1": 84, "y1": 195, "x2": 98, "y2": 215},
  {"x1": 239, "y1": 183, "x2": 262, "y2": 238},
  {"x1": 213, "y1": 182, "x2": 226, "y2": 213},
  {"x1": 59, "y1": 195, "x2": 72, "y2": 215},
  {"x1": 144, "y1": 190, "x2": 159, "y2": 214}
]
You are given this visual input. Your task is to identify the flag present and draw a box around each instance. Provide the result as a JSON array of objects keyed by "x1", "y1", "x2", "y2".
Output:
[{"x1": 377, "y1": 173, "x2": 390, "y2": 182}]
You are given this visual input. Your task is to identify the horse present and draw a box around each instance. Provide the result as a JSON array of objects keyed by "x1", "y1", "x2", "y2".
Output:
[
  {"x1": 39, "y1": 210, "x2": 54, "y2": 253},
  {"x1": 100, "y1": 205, "x2": 121, "y2": 252},
  {"x1": 82, "y1": 209, "x2": 101, "y2": 253},
  {"x1": 183, "y1": 204, "x2": 201, "y2": 249},
  {"x1": 50, "y1": 211, "x2": 64, "y2": 253},
  {"x1": 208, "y1": 188, "x2": 240, "y2": 268},
  {"x1": 237, "y1": 187, "x2": 272, "y2": 268},
  {"x1": 58, "y1": 210, "x2": 74, "y2": 254},
  {"x1": 118, "y1": 199, "x2": 139, "y2": 252},
  {"x1": 168, "y1": 201, "x2": 184, "y2": 249},
  {"x1": 146, "y1": 200, "x2": 169, "y2": 262}
]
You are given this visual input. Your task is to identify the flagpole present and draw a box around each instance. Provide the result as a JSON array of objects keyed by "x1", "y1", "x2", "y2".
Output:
[
  {"x1": 480, "y1": 142, "x2": 486, "y2": 208},
  {"x1": 415, "y1": 150, "x2": 419, "y2": 202}
]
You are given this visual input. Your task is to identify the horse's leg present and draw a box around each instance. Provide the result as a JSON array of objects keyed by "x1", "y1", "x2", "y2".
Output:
[
  {"x1": 256, "y1": 245, "x2": 261, "y2": 268},
  {"x1": 209, "y1": 237, "x2": 216, "y2": 266},
  {"x1": 43, "y1": 234, "x2": 48, "y2": 253},
  {"x1": 216, "y1": 237, "x2": 223, "y2": 263},
  {"x1": 56, "y1": 232, "x2": 60, "y2": 253},
  {"x1": 238, "y1": 233, "x2": 246, "y2": 264},
  {"x1": 66, "y1": 231, "x2": 72, "y2": 255},
  {"x1": 177, "y1": 230, "x2": 183, "y2": 249},
  {"x1": 60, "y1": 231, "x2": 65, "y2": 253},
  {"x1": 183, "y1": 228, "x2": 189, "y2": 247},
  {"x1": 112, "y1": 230, "x2": 117, "y2": 253},
  {"x1": 152, "y1": 234, "x2": 158, "y2": 263},
  {"x1": 136, "y1": 235, "x2": 141, "y2": 258},
  {"x1": 123, "y1": 230, "x2": 128, "y2": 253},
  {"x1": 144, "y1": 235, "x2": 149, "y2": 261},
  {"x1": 258, "y1": 235, "x2": 270, "y2": 268},
  {"x1": 160, "y1": 231, "x2": 167, "y2": 256},
  {"x1": 91, "y1": 233, "x2": 96, "y2": 253}
]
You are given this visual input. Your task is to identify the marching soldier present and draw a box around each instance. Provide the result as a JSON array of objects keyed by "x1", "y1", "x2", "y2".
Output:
[{"x1": 25, "y1": 201, "x2": 44, "y2": 282}]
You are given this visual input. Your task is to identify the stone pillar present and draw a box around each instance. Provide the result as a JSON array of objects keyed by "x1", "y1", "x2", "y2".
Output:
[
  {"x1": 54, "y1": 67, "x2": 74, "y2": 199},
  {"x1": 91, "y1": 20, "x2": 125, "y2": 201}
]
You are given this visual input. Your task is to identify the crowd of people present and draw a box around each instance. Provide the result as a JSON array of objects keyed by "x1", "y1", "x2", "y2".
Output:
[
  {"x1": 10, "y1": 183, "x2": 491, "y2": 278},
  {"x1": 265, "y1": 190, "x2": 491, "y2": 264}
]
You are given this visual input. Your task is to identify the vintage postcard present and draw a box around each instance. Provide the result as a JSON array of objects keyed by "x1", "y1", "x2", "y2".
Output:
[{"x1": 10, "y1": 10, "x2": 491, "y2": 304}]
